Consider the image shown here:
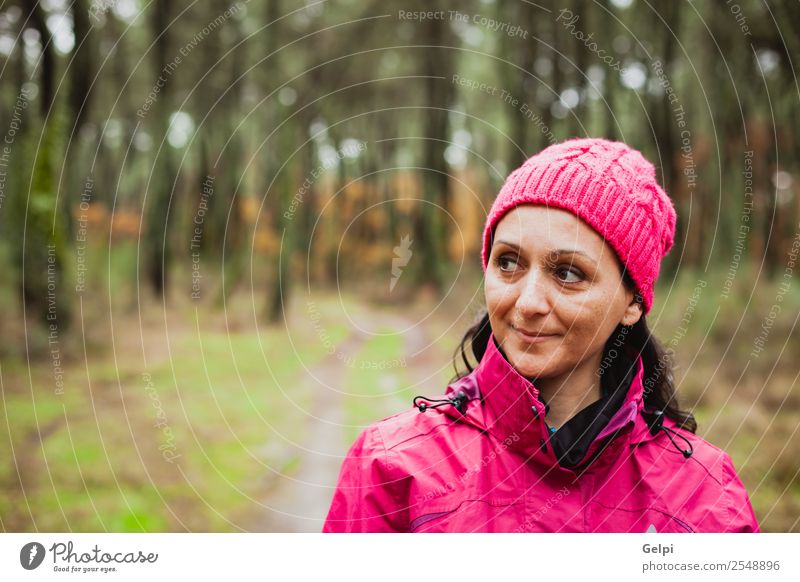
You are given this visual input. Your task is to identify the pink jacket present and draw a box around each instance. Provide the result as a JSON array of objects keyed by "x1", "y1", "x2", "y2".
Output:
[{"x1": 324, "y1": 334, "x2": 760, "y2": 532}]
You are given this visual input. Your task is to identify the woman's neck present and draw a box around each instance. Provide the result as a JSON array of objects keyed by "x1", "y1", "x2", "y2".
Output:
[{"x1": 531, "y1": 351, "x2": 604, "y2": 430}]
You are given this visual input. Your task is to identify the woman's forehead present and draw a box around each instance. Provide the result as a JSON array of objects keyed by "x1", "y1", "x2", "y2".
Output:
[{"x1": 494, "y1": 204, "x2": 606, "y2": 251}]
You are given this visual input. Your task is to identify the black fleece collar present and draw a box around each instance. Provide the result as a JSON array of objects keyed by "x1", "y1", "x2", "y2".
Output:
[{"x1": 545, "y1": 356, "x2": 639, "y2": 468}]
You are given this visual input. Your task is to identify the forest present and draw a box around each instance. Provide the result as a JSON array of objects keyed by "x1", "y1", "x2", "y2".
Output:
[{"x1": 1, "y1": 0, "x2": 799, "y2": 533}]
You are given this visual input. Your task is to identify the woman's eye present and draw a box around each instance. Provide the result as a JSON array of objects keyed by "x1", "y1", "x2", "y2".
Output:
[
  {"x1": 556, "y1": 266, "x2": 583, "y2": 283},
  {"x1": 497, "y1": 255, "x2": 520, "y2": 272}
]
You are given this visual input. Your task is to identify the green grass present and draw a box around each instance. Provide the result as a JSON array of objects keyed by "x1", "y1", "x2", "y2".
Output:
[
  {"x1": 0, "y1": 291, "x2": 349, "y2": 532},
  {"x1": 340, "y1": 320, "x2": 458, "y2": 444},
  {"x1": 342, "y1": 328, "x2": 408, "y2": 443}
]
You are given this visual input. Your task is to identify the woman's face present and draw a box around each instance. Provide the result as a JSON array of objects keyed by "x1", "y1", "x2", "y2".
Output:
[{"x1": 484, "y1": 204, "x2": 643, "y2": 379}]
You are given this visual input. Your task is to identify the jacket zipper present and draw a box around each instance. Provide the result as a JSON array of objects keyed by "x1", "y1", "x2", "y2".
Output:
[{"x1": 565, "y1": 427, "x2": 626, "y2": 473}]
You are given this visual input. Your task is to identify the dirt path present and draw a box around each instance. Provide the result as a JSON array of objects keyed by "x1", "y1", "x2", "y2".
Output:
[
  {"x1": 243, "y1": 327, "x2": 368, "y2": 532},
  {"x1": 243, "y1": 306, "x2": 444, "y2": 532}
]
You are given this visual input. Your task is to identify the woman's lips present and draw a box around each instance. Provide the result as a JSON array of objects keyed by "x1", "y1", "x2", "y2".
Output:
[{"x1": 513, "y1": 327, "x2": 559, "y2": 343}]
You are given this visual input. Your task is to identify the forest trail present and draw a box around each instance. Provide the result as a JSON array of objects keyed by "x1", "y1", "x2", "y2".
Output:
[{"x1": 244, "y1": 305, "x2": 444, "y2": 532}]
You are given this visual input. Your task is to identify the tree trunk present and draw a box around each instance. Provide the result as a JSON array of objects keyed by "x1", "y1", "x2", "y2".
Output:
[{"x1": 144, "y1": 0, "x2": 176, "y2": 296}]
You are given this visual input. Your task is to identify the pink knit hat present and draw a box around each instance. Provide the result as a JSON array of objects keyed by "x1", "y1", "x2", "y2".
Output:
[{"x1": 481, "y1": 138, "x2": 676, "y2": 314}]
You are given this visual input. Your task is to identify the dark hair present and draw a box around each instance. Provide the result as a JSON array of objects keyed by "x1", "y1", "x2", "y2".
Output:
[{"x1": 452, "y1": 270, "x2": 697, "y2": 433}]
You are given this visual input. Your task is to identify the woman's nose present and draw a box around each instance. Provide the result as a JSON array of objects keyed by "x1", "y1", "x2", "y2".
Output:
[{"x1": 515, "y1": 270, "x2": 552, "y2": 316}]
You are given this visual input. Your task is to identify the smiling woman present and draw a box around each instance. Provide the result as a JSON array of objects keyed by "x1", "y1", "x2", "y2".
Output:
[
  {"x1": 484, "y1": 205, "x2": 644, "y2": 432},
  {"x1": 323, "y1": 138, "x2": 760, "y2": 533}
]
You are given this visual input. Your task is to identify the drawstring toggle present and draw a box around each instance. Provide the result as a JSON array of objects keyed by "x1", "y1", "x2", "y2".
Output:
[
  {"x1": 414, "y1": 390, "x2": 470, "y2": 415},
  {"x1": 645, "y1": 409, "x2": 694, "y2": 459}
]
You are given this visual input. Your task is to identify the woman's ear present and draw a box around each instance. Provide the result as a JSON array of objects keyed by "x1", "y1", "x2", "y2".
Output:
[{"x1": 620, "y1": 293, "x2": 643, "y2": 327}]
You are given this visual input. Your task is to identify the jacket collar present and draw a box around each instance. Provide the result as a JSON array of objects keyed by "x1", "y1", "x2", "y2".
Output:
[{"x1": 443, "y1": 332, "x2": 649, "y2": 472}]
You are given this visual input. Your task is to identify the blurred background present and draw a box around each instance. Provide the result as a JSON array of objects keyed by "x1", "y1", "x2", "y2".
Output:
[{"x1": 1, "y1": 0, "x2": 799, "y2": 532}]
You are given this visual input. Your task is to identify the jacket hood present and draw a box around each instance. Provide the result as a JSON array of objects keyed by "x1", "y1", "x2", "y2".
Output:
[{"x1": 418, "y1": 332, "x2": 681, "y2": 473}]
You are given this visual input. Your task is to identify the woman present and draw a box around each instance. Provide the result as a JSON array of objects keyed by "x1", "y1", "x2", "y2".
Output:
[{"x1": 323, "y1": 138, "x2": 760, "y2": 533}]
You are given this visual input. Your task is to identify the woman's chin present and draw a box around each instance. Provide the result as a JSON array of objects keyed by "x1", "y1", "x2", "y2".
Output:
[{"x1": 506, "y1": 352, "x2": 551, "y2": 379}]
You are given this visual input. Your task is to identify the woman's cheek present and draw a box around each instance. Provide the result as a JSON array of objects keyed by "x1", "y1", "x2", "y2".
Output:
[{"x1": 484, "y1": 279, "x2": 511, "y2": 312}]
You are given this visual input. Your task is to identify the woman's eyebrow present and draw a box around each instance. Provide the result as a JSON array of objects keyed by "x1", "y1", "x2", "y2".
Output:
[{"x1": 494, "y1": 239, "x2": 598, "y2": 265}]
